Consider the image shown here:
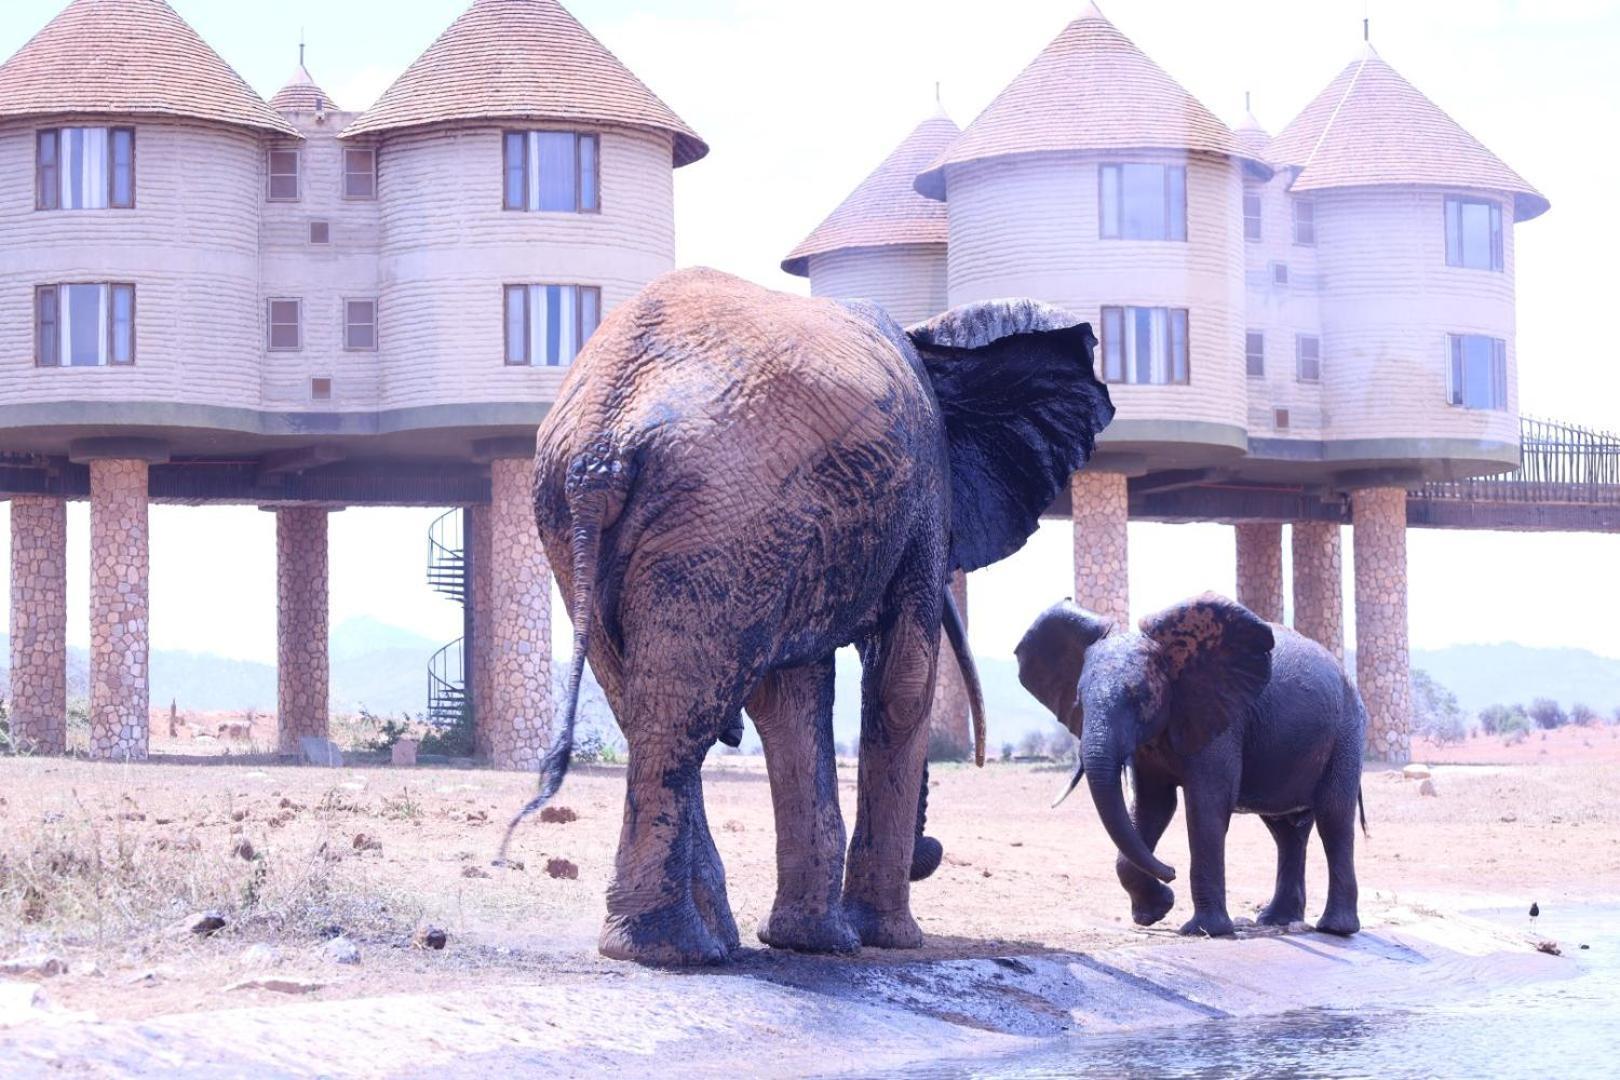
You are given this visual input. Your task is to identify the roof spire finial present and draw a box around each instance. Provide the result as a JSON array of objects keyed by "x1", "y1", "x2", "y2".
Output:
[
  {"x1": 1245, "y1": 90, "x2": 1251, "y2": 112},
  {"x1": 299, "y1": 28, "x2": 305, "y2": 69}
]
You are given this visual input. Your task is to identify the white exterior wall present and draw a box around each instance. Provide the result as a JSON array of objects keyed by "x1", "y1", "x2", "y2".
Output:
[
  {"x1": 1315, "y1": 186, "x2": 1518, "y2": 448},
  {"x1": 807, "y1": 244, "x2": 948, "y2": 327},
  {"x1": 259, "y1": 111, "x2": 382, "y2": 411},
  {"x1": 376, "y1": 125, "x2": 676, "y2": 411},
  {"x1": 1243, "y1": 171, "x2": 1324, "y2": 437},
  {"x1": 0, "y1": 118, "x2": 263, "y2": 411},
  {"x1": 943, "y1": 150, "x2": 1248, "y2": 442}
]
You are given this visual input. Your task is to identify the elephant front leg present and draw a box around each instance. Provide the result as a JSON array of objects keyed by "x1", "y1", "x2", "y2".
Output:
[
  {"x1": 1117, "y1": 777, "x2": 1178, "y2": 927},
  {"x1": 843, "y1": 605, "x2": 938, "y2": 950},
  {"x1": 749, "y1": 659, "x2": 858, "y2": 953},
  {"x1": 600, "y1": 721, "x2": 736, "y2": 966},
  {"x1": 1178, "y1": 786, "x2": 1236, "y2": 938}
]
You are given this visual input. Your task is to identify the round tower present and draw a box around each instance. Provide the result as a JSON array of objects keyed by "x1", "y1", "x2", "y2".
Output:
[
  {"x1": 782, "y1": 110, "x2": 959, "y2": 326},
  {"x1": 915, "y1": 3, "x2": 1270, "y2": 471},
  {"x1": 340, "y1": 0, "x2": 707, "y2": 420}
]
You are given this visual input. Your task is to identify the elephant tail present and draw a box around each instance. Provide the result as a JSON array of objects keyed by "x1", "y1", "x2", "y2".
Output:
[
  {"x1": 1358, "y1": 785, "x2": 1369, "y2": 838},
  {"x1": 942, "y1": 584, "x2": 987, "y2": 767},
  {"x1": 498, "y1": 437, "x2": 624, "y2": 864}
]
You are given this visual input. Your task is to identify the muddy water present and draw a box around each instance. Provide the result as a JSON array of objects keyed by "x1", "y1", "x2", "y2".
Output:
[{"x1": 875, "y1": 909, "x2": 1620, "y2": 1079}]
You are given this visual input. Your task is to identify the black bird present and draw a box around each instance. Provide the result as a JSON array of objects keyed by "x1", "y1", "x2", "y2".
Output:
[{"x1": 1530, "y1": 902, "x2": 1541, "y2": 929}]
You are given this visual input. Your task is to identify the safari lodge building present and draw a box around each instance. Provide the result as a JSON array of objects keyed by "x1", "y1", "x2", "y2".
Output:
[
  {"x1": 787, "y1": 4, "x2": 1566, "y2": 764},
  {"x1": 0, "y1": 0, "x2": 705, "y2": 765}
]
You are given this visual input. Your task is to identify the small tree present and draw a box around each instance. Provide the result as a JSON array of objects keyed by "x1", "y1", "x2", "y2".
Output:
[
  {"x1": 1045, "y1": 728, "x2": 1080, "y2": 762},
  {"x1": 1528, "y1": 698, "x2": 1567, "y2": 731},
  {"x1": 1411, "y1": 670, "x2": 1467, "y2": 744},
  {"x1": 1570, "y1": 703, "x2": 1599, "y2": 727},
  {"x1": 1017, "y1": 729, "x2": 1048, "y2": 759}
]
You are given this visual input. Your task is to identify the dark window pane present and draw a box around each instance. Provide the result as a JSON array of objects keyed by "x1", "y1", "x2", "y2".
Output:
[
  {"x1": 536, "y1": 133, "x2": 577, "y2": 212},
  {"x1": 1121, "y1": 164, "x2": 1167, "y2": 239},
  {"x1": 1167, "y1": 166, "x2": 1187, "y2": 241},
  {"x1": 36, "y1": 287, "x2": 58, "y2": 366},
  {"x1": 1101, "y1": 307, "x2": 1122, "y2": 381},
  {"x1": 1293, "y1": 199, "x2": 1315, "y2": 245},
  {"x1": 579, "y1": 135, "x2": 599, "y2": 211},
  {"x1": 344, "y1": 149, "x2": 376, "y2": 200},
  {"x1": 544, "y1": 284, "x2": 564, "y2": 364},
  {"x1": 111, "y1": 285, "x2": 134, "y2": 364},
  {"x1": 1490, "y1": 203, "x2": 1504, "y2": 271},
  {"x1": 268, "y1": 300, "x2": 301, "y2": 349},
  {"x1": 268, "y1": 150, "x2": 299, "y2": 200},
  {"x1": 346, "y1": 300, "x2": 376, "y2": 350},
  {"x1": 580, "y1": 287, "x2": 601, "y2": 348},
  {"x1": 1243, "y1": 191, "x2": 1261, "y2": 241},
  {"x1": 1169, "y1": 308, "x2": 1188, "y2": 382},
  {"x1": 111, "y1": 129, "x2": 134, "y2": 207},
  {"x1": 1132, "y1": 306, "x2": 1154, "y2": 383},
  {"x1": 37, "y1": 130, "x2": 59, "y2": 210},
  {"x1": 1445, "y1": 199, "x2": 1463, "y2": 266},
  {"x1": 504, "y1": 133, "x2": 527, "y2": 209},
  {"x1": 1246, "y1": 331, "x2": 1264, "y2": 376},
  {"x1": 1099, "y1": 166, "x2": 1119, "y2": 238}
]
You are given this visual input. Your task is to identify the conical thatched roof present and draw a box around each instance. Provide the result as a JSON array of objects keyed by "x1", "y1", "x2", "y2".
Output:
[
  {"x1": 0, "y1": 0, "x2": 297, "y2": 136},
  {"x1": 341, "y1": 0, "x2": 706, "y2": 166},
  {"x1": 783, "y1": 112, "x2": 959, "y2": 276},
  {"x1": 915, "y1": 3, "x2": 1261, "y2": 200},
  {"x1": 270, "y1": 65, "x2": 339, "y2": 115},
  {"x1": 1233, "y1": 106, "x2": 1270, "y2": 161},
  {"x1": 1270, "y1": 47, "x2": 1547, "y2": 221}
]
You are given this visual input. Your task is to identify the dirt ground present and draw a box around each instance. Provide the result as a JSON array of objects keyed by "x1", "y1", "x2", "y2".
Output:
[{"x1": 2, "y1": 730, "x2": 1616, "y2": 1026}]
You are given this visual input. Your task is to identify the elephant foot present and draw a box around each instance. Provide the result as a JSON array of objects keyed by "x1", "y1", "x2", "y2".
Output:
[
  {"x1": 1178, "y1": 910, "x2": 1235, "y2": 938},
  {"x1": 1315, "y1": 908, "x2": 1360, "y2": 937},
  {"x1": 599, "y1": 904, "x2": 734, "y2": 967},
  {"x1": 691, "y1": 863, "x2": 740, "y2": 952},
  {"x1": 910, "y1": 835, "x2": 944, "y2": 882},
  {"x1": 842, "y1": 898, "x2": 923, "y2": 950},
  {"x1": 1129, "y1": 882, "x2": 1176, "y2": 927},
  {"x1": 758, "y1": 905, "x2": 859, "y2": 954},
  {"x1": 1257, "y1": 900, "x2": 1305, "y2": 927}
]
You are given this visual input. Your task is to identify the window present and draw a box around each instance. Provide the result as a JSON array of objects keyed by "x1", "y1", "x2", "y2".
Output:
[
  {"x1": 309, "y1": 220, "x2": 330, "y2": 245},
  {"x1": 1243, "y1": 189, "x2": 1262, "y2": 241},
  {"x1": 36, "y1": 127, "x2": 135, "y2": 209},
  {"x1": 503, "y1": 284, "x2": 602, "y2": 366},
  {"x1": 1295, "y1": 334, "x2": 1321, "y2": 382},
  {"x1": 1271, "y1": 262, "x2": 1290, "y2": 286},
  {"x1": 1292, "y1": 197, "x2": 1316, "y2": 245},
  {"x1": 1245, "y1": 331, "x2": 1265, "y2": 377},
  {"x1": 343, "y1": 148, "x2": 377, "y2": 200},
  {"x1": 1445, "y1": 197, "x2": 1504, "y2": 271},
  {"x1": 34, "y1": 284, "x2": 135, "y2": 366},
  {"x1": 1273, "y1": 408, "x2": 1291, "y2": 431},
  {"x1": 1448, "y1": 334, "x2": 1507, "y2": 410},
  {"x1": 311, "y1": 377, "x2": 333, "y2": 401},
  {"x1": 503, "y1": 131, "x2": 600, "y2": 212},
  {"x1": 1099, "y1": 306, "x2": 1189, "y2": 385},
  {"x1": 1099, "y1": 163, "x2": 1187, "y2": 241},
  {"x1": 268, "y1": 149, "x2": 300, "y2": 201},
  {"x1": 345, "y1": 299, "x2": 377, "y2": 351},
  {"x1": 267, "y1": 299, "x2": 302, "y2": 350}
]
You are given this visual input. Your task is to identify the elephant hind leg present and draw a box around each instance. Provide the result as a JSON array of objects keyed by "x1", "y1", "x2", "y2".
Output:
[
  {"x1": 1258, "y1": 811, "x2": 1313, "y2": 926},
  {"x1": 747, "y1": 657, "x2": 858, "y2": 953},
  {"x1": 1314, "y1": 793, "x2": 1361, "y2": 936}
]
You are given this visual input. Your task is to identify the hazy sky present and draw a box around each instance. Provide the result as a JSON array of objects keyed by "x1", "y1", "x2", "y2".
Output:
[{"x1": 1, "y1": 0, "x2": 1617, "y2": 666}]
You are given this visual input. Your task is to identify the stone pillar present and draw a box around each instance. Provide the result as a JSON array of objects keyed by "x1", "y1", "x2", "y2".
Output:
[
  {"x1": 467, "y1": 503, "x2": 495, "y2": 761},
  {"x1": 1233, "y1": 522, "x2": 1284, "y2": 623},
  {"x1": 1353, "y1": 488, "x2": 1411, "y2": 765},
  {"x1": 487, "y1": 457, "x2": 552, "y2": 770},
  {"x1": 1071, "y1": 470, "x2": 1129, "y2": 626},
  {"x1": 276, "y1": 507, "x2": 330, "y2": 753},
  {"x1": 8, "y1": 497, "x2": 68, "y2": 754},
  {"x1": 88, "y1": 459, "x2": 150, "y2": 761},
  {"x1": 1291, "y1": 521, "x2": 1344, "y2": 662},
  {"x1": 927, "y1": 571, "x2": 971, "y2": 760}
]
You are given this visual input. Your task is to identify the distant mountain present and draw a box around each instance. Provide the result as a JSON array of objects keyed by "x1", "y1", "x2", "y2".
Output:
[{"x1": 4, "y1": 627, "x2": 1616, "y2": 727}]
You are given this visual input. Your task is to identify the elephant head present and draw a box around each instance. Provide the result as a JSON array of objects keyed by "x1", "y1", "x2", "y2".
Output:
[{"x1": 1015, "y1": 593, "x2": 1274, "y2": 883}]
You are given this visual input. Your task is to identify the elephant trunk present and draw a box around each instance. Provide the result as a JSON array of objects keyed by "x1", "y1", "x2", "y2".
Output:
[{"x1": 1083, "y1": 749, "x2": 1176, "y2": 883}]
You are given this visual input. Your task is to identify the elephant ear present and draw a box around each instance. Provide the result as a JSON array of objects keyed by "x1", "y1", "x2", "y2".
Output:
[
  {"x1": 1140, "y1": 593, "x2": 1275, "y2": 757},
  {"x1": 1014, "y1": 600, "x2": 1112, "y2": 731},
  {"x1": 908, "y1": 300, "x2": 1115, "y2": 574}
]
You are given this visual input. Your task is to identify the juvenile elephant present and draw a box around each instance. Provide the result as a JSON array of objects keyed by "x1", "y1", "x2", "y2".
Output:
[
  {"x1": 1016, "y1": 594, "x2": 1365, "y2": 937},
  {"x1": 521, "y1": 268, "x2": 1114, "y2": 964}
]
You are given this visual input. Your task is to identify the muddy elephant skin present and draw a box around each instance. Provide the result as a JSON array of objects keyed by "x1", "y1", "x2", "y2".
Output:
[
  {"x1": 526, "y1": 268, "x2": 1113, "y2": 965},
  {"x1": 1017, "y1": 593, "x2": 1365, "y2": 938}
]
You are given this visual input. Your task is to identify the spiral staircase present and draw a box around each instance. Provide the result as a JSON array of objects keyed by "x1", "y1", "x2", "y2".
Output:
[{"x1": 426, "y1": 509, "x2": 469, "y2": 726}]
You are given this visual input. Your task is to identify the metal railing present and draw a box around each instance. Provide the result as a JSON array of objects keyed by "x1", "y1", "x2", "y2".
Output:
[
  {"x1": 426, "y1": 508, "x2": 466, "y2": 601},
  {"x1": 1415, "y1": 416, "x2": 1620, "y2": 506},
  {"x1": 427, "y1": 637, "x2": 466, "y2": 728}
]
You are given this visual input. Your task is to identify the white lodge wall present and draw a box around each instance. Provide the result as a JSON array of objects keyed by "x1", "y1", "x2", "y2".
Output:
[
  {"x1": 376, "y1": 125, "x2": 677, "y2": 411},
  {"x1": 0, "y1": 118, "x2": 263, "y2": 411},
  {"x1": 1243, "y1": 171, "x2": 1324, "y2": 438},
  {"x1": 1315, "y1": 187, "x2": 1518, "y2": 449},
  {"x1": 808, "y1": 245, "x2": 948, "y2": 327},
  {"x1": 943, "y1": 150, "x2": 1248, "y2": 439}
]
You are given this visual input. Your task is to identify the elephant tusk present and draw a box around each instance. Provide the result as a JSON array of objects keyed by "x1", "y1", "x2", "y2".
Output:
[{"x1": 1051, "y1": 759, "x2": 1086, "y2": 808}]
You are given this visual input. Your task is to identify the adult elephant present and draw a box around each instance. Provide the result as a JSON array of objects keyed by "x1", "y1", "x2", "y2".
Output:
[
  {"x1": 1015, "y1": 594, "x2": 1366, "y2": 938},
  {"x1": 516, "y1": 268, "x2": 1113, "y2": 965}
]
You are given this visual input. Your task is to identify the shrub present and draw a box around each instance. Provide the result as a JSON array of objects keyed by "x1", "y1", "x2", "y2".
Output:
[
  {"x1": 573, "y1": 728, "x2": 624, "y2": 765},
  {"x1": 1000, "y1": 741, "x2": 1015, "y2": 762},
  {"x1": 1570, "y1": 703, "x2": 1600, "y2": 727},
  {"x1": 1017, "y1": 729, "x2": 1048, "y2": 759},
  {"x1": 357, "y1": 707, "x2": 412, "y2": 752},
  {"x1": 1045, "y1": 729, "x2": 1080, "y2": 762},
  {"x1": 1411, "y1": 670, "x2": 1467, "y2": 745},
  {"x1": 1503, "y1": 727, "x2": 1529, "y2": 747},
  {"x1": 419, "y1": 705, "x2": 474, "y2": 758},
  {"x1": 1529, "y1": 698, "x2": 1567, "y2": 731},
  {"x1": 1479, "y1": 703, "x2": 1530, "y2": 736}
]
